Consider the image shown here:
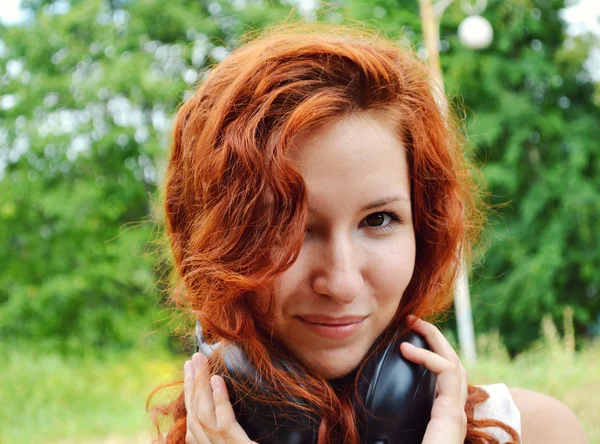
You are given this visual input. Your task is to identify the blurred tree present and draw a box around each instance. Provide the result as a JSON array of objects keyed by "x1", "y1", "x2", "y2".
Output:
[
  {"x1": 440, "y1": 0, "x2": 600, "y2": 353},
  {"x1": 0, "y1": 0, "x2": 307, "y2": 351},
  {"x1": 0, "y1": 0, "x2": 287, "y2": 351},
  {"x1": 1, "y1": 0, "x2": 598, "y2": 353}
]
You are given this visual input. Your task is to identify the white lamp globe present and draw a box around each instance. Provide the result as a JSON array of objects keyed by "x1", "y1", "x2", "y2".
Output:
[{"x1": 458, "y1": 15, "x2": 493, "y2": 49}]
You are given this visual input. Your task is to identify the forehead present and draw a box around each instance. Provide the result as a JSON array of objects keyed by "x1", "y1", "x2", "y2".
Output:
[{"x1": 286, "y1": 112, "x2": 411, "y2": 204}]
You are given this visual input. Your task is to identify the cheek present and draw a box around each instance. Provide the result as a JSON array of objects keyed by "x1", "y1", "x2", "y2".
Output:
[
  {"x1": 248, "y1": 258, "x2": 307, "y2": 318},
  {"x1": 271, "y1": 245, "x2": 313, "y2": 309},
  {"x1": 367, "y1": 237, "x2": 416, "y2": 303},
  {"x1": 270, "y1": 266, "x2": 302, "y2": 315}
]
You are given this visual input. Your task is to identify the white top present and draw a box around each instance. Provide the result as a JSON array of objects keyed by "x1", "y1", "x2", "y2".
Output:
[{"x1": 474, "y1": 383, "x2": 522, "y2": 443}]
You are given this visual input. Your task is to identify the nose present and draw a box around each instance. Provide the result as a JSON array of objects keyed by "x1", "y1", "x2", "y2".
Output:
[{"x1": 311, "y1": 235, "x2": 364, "y2": 304}]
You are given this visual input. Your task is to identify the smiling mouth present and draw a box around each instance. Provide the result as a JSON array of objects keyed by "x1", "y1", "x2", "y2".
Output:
[{"x1": 296, "y1": 316, "x2": 366, "y2": 340}]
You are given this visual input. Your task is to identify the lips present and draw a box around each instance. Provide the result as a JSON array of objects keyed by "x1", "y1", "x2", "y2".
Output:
[
  {"x1": 296, "y1": 314, "x2": 367, "y2": 340},
  {"x1": 297, "y1": 314, "x2": 367, "y2": 325}
]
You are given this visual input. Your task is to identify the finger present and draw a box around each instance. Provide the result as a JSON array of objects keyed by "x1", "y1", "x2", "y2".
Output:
[
  {"x1": 191, "y1": 353, "x2": 218, "y2": 427},
  {"x1": 407, "y1": 315, "x2": 460, "y2": 364},
  {"x1": 400, "y1": 341, "x2": 457, "y2": 374},
  {"x1": 211, "y1": 375, "x2": 254, "y2": 443},
  {"x1": 186, "y1": 428, "x2": 207, "y2": 444},
  {"x1": 184, "y1": 360, "x2": 210, "y2": 444},
  {"x1": 460, "y1": 364, "x2": 469, "y2": 408},
  {"x1": 184, "y1": 360, "x2": 194, "y2": 412},
  {"x1": 194, "y1": 353, "x2": 227, "y2": 443},
  {"x1": 317, "y1": 420, "x2": 327, "y2": 444},
  {"x1": 190, "y1": 354, "x2": 227, "y2": 443},
  {"x1": 400, "y1": 341, "x2": 462, "y2": 401},
  {"x1": 407, "y1": 317, "x2": 468, "y2": 406}
]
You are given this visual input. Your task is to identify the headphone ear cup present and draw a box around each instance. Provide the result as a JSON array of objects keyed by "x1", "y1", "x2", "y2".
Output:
[
  {"x1": 195, "y1": 321, "x2": 320, "y2": 443},
  {"x1": 233, "y1": 359, "x2": 322, "y2": 443},
  {"x1": 357, "y1": 332, "x2": 436, "y2": 444}
]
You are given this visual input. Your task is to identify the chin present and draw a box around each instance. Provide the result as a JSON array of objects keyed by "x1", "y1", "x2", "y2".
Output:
[
  {"x1": 320, "y1": 363, "x2": 359, "y2": 380},
  {"x1": 298, "y1": 350, "x2": 366, "y2": 380}
]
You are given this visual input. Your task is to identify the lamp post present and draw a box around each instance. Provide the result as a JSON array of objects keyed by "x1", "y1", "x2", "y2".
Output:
[{"x1": 419, "y1": 0, "x2": 493, "y2": 365}]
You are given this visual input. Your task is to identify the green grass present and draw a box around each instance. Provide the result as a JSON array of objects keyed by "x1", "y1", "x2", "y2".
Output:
[
  {"x1": 0, "y1": 343, "x2": 183, "y2": 444},
  {"x1": 468, "y1": 335, "x2": 600, "y2": 444},
  {"x1": 2, "y1": 338, "x2": 599, "y2": 444}
]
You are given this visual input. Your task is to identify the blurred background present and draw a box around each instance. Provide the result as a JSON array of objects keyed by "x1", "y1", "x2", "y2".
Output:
[{"x1": 0, "y1": 0, "x2": 598, "y2": 442}]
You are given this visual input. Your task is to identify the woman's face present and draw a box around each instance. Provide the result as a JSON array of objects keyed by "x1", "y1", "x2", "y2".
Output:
[{"x1": 268, "y1": 112, "x2": 416, "y2": 379}]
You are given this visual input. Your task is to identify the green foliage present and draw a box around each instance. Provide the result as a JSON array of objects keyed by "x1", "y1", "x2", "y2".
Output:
[
  {"x1": 0, "y1": 0, "x2": 598, "y2": 353},
  {"x1": 0, "y1": 0, "x2": 184, "y2": 350},
  {"x1": 440, "y1": 0, "x2": 600, "y2": 352},
  {"x1": 0, "y1": 0, "x2": 298, "y2": 350}
]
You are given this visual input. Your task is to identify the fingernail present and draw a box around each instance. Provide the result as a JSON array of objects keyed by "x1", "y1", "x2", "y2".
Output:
[
  {"x1": 407, "y1": 315, "x2": 421, "y2": 325},
  {"x1": 210, "y1": 375, "x2": 221, "y2": 392},
  {"x1": 184, "y1": 360, "x2": 192, "y2": 373},
  {"x1": 192, "y1": 353, "x2": 207, "y2": 369}
]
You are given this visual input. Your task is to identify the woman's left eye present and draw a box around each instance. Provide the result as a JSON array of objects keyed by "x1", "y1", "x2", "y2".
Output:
[{"x1": 360, "y1": 210, "x2": 402, "y2": 231}]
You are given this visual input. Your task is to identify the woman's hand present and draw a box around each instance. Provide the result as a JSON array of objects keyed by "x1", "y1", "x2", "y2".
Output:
[
  {"x1": 400, "y1": 316, "x2": 469, "y2": 444},
  {"x1": 183, "y1": 352, "x2": 256, "y2": 444}
]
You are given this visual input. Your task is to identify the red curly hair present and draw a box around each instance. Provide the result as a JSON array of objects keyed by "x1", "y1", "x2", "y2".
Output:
[{"x1": 148, "y1": 22, "x2": 519, "y2": 444}]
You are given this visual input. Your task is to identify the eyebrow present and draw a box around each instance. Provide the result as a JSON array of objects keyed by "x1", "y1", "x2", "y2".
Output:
[
  {"x1": 360, "y1": 196, "x2": 411, "y2": 212},
  {"x1": 308, "y1": 195, "x2": 411, "y2": 215}
]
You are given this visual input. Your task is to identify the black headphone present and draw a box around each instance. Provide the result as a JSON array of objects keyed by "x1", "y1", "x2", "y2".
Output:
[{"x1": 196, "y1": 321, "x2": 436, "y2": 443}]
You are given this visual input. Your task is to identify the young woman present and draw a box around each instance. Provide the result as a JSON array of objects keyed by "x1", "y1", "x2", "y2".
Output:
[{"x1": 152, "y1": 23, "x2": 588, "y2": 444}]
